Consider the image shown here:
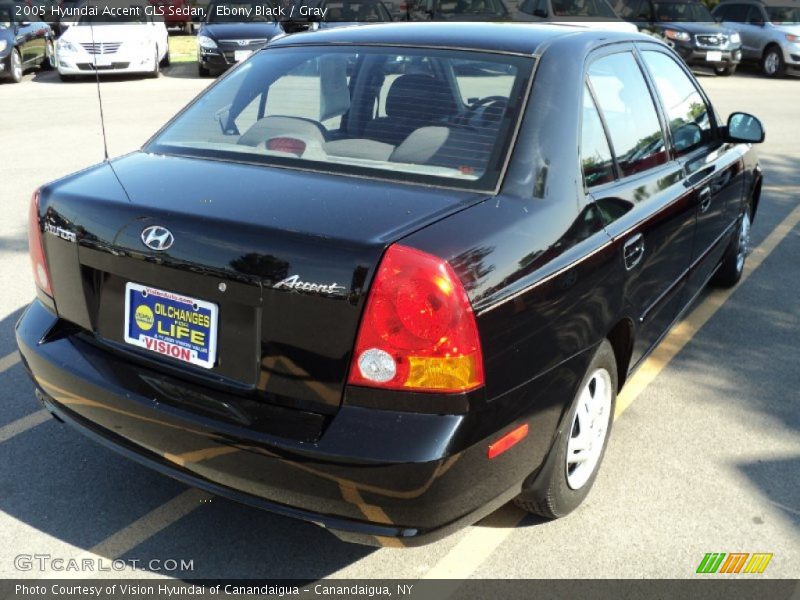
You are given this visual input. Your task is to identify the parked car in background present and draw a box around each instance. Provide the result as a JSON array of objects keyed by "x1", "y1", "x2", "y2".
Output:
[
  {"x1": 0, "y1": 2, "x2": 54, "y2": 83},
  {"x1": 613, "y1": 0, "x2": 743, "y2": 75},
  {"x1": 302, "y1": 0, "x2": 393, "y2": 27},
  {"x1": 517, "y1": 0, "x2": 638, "y2": 31},
  {"x1": 20, "y1": 23, "x2": 764, "y2": 547},
  {"x1": 406, "y1": 0, "x2": 509, "y2": 21},
  {"x1": 53, "y1": 0, "x2": 86, "y2": 35},
  {"x1": 197, "y1": 0, "x2": 285, "y2": 77},
  {"x1": 713, "y1": 0, "x2": 800, "y2": 76},
  {"x1": 55, "y1": 3, "x2": 169, "y2": 80},
  {"x1": 149, "y1": 0, "x2": 195, "y2": 33}
]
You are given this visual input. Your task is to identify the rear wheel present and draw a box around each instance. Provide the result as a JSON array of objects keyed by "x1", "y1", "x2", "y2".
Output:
[
  {"x1": 9, "y1": 49, "x2": 23, "y2": 83},
  {"x1": 514, "y1": 340, "x2": 617, "y2": 518},
  {"x1": 42, "y1": 39, "x2": 55, "y2": 71},
  {"x1": 761, "y1": 46, "x2": 786, "y2": 77},
  {"x1": 712, "y1": 207, "x2": 751, "y2": 288}
]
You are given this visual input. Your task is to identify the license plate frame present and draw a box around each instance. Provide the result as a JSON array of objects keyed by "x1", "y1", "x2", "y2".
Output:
[
  {"x1": 123, "y1": 282, "x2": 218, "y2": 369},
  {"x1": 234, "y1": 50, "x2": 253, "y2": 63},
  {"x1": 706, "y1": 51, "x2": 723, "y2": 62}
]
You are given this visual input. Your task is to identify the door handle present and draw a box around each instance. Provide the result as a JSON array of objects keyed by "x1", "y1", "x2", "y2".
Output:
[
  {"x1": 698, "y1": 187, "x2": 712, "y2": 213},
  {"x1": 623, "y1": 233, "x2": 645, "y2": 271}
]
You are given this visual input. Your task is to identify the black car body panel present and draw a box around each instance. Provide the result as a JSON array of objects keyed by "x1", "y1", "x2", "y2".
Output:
[{"x1": 17, "y1": 23, "x2": 763, "y2": 546}]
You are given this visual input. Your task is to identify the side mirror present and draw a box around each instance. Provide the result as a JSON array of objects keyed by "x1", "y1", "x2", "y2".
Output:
[{"x1": 724, "y1": 112, "x2": 765, "y2": 144}]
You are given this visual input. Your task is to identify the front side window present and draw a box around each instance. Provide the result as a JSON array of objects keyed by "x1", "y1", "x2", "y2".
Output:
[
  {"x1": 581, "y1": 86, "x2": 615, "y2": 188},
  {"x1": 767, "y1": 5, "x2": 800, "y2": 23},
  {"x1": 641, "y1": 51, "x2": 712, "y2": 156},
  {"x1": 588, "y1": 52, "x2": 667, "y2": 178},
  {"x1": 148, "y1": 46, "x2": 533, "y2": 191}
]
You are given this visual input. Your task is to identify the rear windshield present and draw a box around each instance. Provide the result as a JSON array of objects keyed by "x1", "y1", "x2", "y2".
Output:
[
  {"x1": 147, "y1": 46, "x2": 533, "y2": 191},
  {"x1": 652, "y1": 1, "x2": 713, "y2": 21},
  {"x1": 552, "y1": 0, "x2": 617, "y2": 18}
]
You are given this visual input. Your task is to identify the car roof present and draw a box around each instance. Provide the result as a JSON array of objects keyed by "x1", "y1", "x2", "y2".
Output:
[{"x1": 268, "y1": 22, "x2": 640, "y2": 55}]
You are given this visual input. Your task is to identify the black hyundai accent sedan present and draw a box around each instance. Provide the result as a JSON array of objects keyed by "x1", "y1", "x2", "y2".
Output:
[{"x1": 18, "y1": 22, "x2": 764, "y2": 546}]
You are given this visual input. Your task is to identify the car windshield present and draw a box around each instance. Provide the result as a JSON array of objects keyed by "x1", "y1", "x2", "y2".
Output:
[
  {"x1": 147, "y1": 45, "x2": 533, "y2": 191},
  {"x1": 767, "y1": 5, "x2": 800, "y2": 23},
  {"x1": 206, "y1": 1, "x2": 278, "y2": 23},
  {"x1": 653, "y1": 1, "x2": 712, "y2": 21},
  {"x1": 552, "y1": 0, "x2": 617, "y2": 17},
  {"x1": 0, "y1": 5, "x2": 14, "y2": 26},
  {"x1": 321, "y1": 0, "x2": 391, "y2": 21},
  {"x1": 436, "y1": 0, "x2": 507, "y2": 17}
]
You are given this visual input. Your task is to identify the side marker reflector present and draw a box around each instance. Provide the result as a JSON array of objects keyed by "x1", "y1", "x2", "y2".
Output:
[{"x1": 487, "y1": 424, "x2": 529, "y2": 459}]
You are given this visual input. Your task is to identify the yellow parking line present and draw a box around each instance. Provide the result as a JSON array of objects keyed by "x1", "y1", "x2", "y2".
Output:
[
  {"x1": 424, "y1": 202, "x2": 800, "y2": 578},
  {"x1": 0, "y1": 410, "x2": 51, "y2": 443},
  {"x1": 87, "y1": 488, "x2": 211, "y2": 560},
  {"x1": 0, "y1": 351, "x2": 20, "y2": 375}
]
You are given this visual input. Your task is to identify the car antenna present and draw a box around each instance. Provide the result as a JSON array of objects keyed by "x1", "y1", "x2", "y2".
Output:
[{"x1": 89, "y1": 19, "x2": 109, "y2": 162}]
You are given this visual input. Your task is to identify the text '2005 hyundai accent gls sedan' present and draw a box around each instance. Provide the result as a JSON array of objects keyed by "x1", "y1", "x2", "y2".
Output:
[{"x1": 17, "y1": 23, "x2": 765, "y2": 546}]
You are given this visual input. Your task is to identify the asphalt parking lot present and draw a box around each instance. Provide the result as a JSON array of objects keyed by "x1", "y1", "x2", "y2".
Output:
[{"x1": 0, "y1": 61, "x2": 798, "y2": 580}]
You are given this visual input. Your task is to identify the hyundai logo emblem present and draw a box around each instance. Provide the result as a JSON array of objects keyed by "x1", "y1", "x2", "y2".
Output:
[{"x1": 141, "y1": 226, "x2": 174, "y2": 251}]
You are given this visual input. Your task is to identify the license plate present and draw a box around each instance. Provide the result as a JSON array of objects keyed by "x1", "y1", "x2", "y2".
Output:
[
  {"x1": 93, "y1": 56, "x2": 112, "y2": 67},
  {"x1": 124, "y1": 283, "x2": 218, "y2": 369},
  {"x1": 234, "y1": 50, "x2": 253, "y2": 62},
  {"x1": 706, "y1": 51, "x2": 723, "y2": 62}
]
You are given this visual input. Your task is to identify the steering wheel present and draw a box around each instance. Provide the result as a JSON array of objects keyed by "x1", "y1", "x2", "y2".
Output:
[{"x1": 455, "y1": 96, "x2": 509, "y2": 127}]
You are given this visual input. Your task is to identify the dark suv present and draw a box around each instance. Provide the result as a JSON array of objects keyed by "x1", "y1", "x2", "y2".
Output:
[{"x1": 613, "y1": 0, "x2": 743, "y2": 74}]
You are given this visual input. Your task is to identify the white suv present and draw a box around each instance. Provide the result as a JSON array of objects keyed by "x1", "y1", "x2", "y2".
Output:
[
  {"x1": 713, "y1": 0, "x2": 800, "y2": 76},
  {"x1": 56, "y1": 4, "x2": 169, "y2": 81}
]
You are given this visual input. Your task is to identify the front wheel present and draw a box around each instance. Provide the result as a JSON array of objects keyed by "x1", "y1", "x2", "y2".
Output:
[
  {"x1": 198, "y1": 62, "x2": 211, "y2": 78},
  {"x1": 148, "y1": 48, "x2": 160, "y2": 78},
  {"x1": 761, "y1": 47, "x2": 786, "y2": 77},
  {"x1": 712, "y1": 209, "x2": 751, "y2": 288},
  {"x1": 514, "y1": 340, "x2": 617, "y2": 519},
  {"x1": 9, "y1": 48, "x2": 23, "y2": 83}
]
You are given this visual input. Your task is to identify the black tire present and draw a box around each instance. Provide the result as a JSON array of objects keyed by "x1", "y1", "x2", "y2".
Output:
[
  {"x1": 9, "y1": 48, "x2": 23, "y2": 83},
  {"x1": 41, "y1": 39, "x2": 55, "y2": 71},
  {"x1": 712, "y1": 207, "x2": 752, "y2": 288},
  {"x1": 161, "y1": 47, "x2": 171, "y2": 68},
  {"x1": 58, "y1": 72, "x2": 75, "y2": 82},
  {"x1": 514, "y1": 340, "x2": 618, "y2": 519},
  {"x1": 198, "y1": 62, "x2": 211, "y2": 78},
  {"x1": 714, "y1": 65, "x2": 736, "y2": 76},
  {"x1": 761, "y1": 46, "x2": 786, "y2": 78}
]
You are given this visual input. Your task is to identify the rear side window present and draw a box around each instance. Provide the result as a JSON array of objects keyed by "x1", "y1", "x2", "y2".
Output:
[
  {"x1": 588, "y1": 52, "x2": 667, "y2": 178},
  {"x1": 641, "y1": 51, "x2": 713, "y2": 155},
  {"x1": 581, "y1": 86, "x2": 615, "y2": 188},
  {"x1": 715, "y1": 3, "x2": 748, "y2": 21}
]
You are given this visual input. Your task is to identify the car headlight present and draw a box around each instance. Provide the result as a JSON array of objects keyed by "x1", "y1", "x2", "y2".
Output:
[
  {"x1": 664, "y1": 29, "x2": 691, "y2": 42},
  {"x1": 729, "y1": 32, "x2": 741, "y2": 44},
  {"x1": 787, "y1": 34, "x2": 800, "y2": 43},
  {"x1": 198, "y1": 35, "x2": 217, "y2": 50},
  {"x1": 57, "y1": 39, "x2": 79, "y2": 54},
  {"x1": 0, "y1": 40, "x2": 7, "y2": 53}
]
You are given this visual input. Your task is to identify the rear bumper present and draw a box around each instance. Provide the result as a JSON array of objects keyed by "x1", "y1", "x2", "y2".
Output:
[{"x1": 16, "y1": 300, "x2": 557, "y2": 546}]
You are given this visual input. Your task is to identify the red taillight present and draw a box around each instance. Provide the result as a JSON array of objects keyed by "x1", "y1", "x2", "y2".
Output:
[
  {"x1": 28, "y1": 189, "x2": 52, "y2": 297},
  {"x1": 348, "y1": 244, "x2": 484, "y2": 393},
  {"x1": 266, "y1": 137, "x2": 306, "y2": 156}
]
